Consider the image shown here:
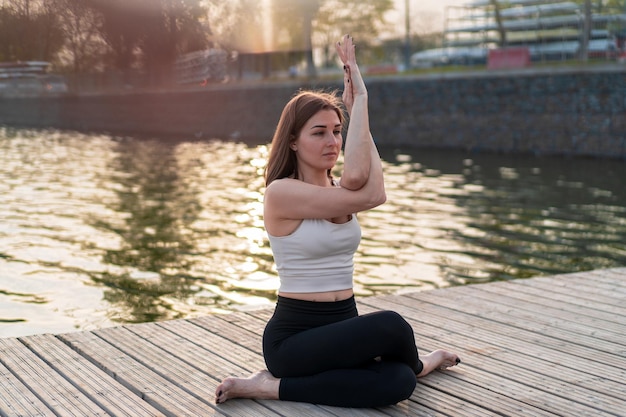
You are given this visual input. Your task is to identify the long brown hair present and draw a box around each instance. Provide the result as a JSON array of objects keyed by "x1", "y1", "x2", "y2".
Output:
[{"x1": 265, "y1": 90, "x2": 345, "y2": 187}]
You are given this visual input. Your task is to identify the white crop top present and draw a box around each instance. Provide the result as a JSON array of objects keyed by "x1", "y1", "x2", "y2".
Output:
[{"x1": 268, "y1": 216, "x2": 361, "y2": 293}]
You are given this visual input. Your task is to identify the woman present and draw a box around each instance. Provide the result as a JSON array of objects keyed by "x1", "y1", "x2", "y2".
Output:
[{"x1": 215, "y1": 35, "x2": 460, "y2": 408}]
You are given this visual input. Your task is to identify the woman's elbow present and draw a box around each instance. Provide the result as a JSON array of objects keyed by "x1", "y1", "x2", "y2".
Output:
[
  {"x1": 377, "y1": 190, "x2": 387, "y2": 206},
  {"x1": 340, "y1": 172, "x2": 368, "y2": 191},
  {"x1": 369, "y1": 189, "x2": 386, "y2": 208}
]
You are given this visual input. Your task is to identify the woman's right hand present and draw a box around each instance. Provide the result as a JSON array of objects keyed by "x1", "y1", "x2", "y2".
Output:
[{"x1": 335, "y1": 35, "x2": 367, "y2": 115}]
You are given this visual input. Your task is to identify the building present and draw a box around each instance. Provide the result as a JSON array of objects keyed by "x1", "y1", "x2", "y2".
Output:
[{"x1": 411, "y1": 0, "x2": 626, "y2": 68}]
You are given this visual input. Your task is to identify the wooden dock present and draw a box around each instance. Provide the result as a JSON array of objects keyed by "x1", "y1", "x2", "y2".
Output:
[{"x1": 1, "y1": 268, "x2": 625, "y2": 417}]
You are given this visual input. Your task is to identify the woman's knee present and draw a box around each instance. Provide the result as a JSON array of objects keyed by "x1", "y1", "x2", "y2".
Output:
[
  {"x1": 263, "y1": 344, "x2": 292, "y2": 378},
  {"x1": 374, "y1": 363, "x2": 417, "y2": 406},
  {"x1": 372, "y1": 310, "x2": 414, "y2": 340},
  {"x1": 395, "y1": 365, "x2": 418, "y2": 401}
]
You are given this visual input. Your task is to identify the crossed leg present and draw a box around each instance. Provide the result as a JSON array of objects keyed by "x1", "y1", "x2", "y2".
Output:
[{"x1": 215, "y1": 349, "x2": 460, "y2": 404}]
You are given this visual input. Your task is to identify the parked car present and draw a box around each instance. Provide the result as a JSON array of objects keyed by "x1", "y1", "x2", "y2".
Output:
[
  {"x1": 410, "y1": 48, "x2": 450, "y2": 68},
  {"x1": 410, "y1": 47, "x2": 489, "y2": 68},
  {"x1": 0, "y1": 61, "x2": 68, "y2": 97}
]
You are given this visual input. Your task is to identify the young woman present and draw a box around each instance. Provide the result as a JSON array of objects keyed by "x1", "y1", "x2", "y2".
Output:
[{"x1": 215, "y1": 35, "x2": 460, "y2": 408}]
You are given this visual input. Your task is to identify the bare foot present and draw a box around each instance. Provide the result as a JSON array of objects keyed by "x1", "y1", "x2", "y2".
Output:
[
  {"x1": 417, "y1": 349, "x2": 461, "y2": 377},
  {"x1": 215, "y1": 370, "x2": 280, "y2": 404}
]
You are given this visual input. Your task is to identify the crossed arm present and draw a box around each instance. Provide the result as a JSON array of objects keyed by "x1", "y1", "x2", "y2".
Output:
[
  {"x1": 335, "y1": 35, "x2": 384, "y2": 196},
  {"x1": 263, "y1": 36, "x2": 386, "y2": 225}
]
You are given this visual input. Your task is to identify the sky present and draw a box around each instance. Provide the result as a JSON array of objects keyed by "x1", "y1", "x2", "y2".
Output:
[
  {"x1": 409, "y1": 0, "x2": 469, "y2": 14},
  {"x1": 390, "y1": 0, "x2": 470, "y2": 35}
]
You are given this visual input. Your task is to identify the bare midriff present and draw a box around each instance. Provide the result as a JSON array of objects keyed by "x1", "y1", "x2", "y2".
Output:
[{"x1": 278, "y1": 288, "x2": 354, "y2": 302}]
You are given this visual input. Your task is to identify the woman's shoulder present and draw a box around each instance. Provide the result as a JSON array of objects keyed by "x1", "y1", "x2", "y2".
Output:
[
  {"x1": 267, "y1": 177, "x2": 298, "y2": 191},
  {"x1": 265, "y1": 177, "x2": 301, "y2": 201}
]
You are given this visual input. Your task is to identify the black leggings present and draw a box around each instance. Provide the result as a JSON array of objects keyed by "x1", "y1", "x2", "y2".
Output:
[{"x1": 262, "y1": 295, "x2": 423, "y2": 407}]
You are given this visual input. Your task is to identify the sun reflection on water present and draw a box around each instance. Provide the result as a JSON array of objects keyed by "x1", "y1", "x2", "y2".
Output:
[{"x1": 1, "y1": 129, "x2": 625, "y2": 337}]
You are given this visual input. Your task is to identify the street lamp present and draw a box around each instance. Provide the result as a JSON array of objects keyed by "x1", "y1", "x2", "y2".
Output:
[{"x1": 404, "y1": 0, "x2": 410, "y2": 71}]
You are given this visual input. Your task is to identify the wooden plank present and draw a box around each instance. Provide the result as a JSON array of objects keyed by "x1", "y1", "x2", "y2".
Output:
[
  {"x1": 19, "y1": 334, "x2": 165, "y2": 417},
  {"x1": 400, "y1": 286, "x2": 626, "y2": 397},
  {"x1": 532, "y1": 269, "x2": 626, "y2": 286},
  {"x1": 414, "y1": 369, "x2": 555, "y2": 417},
  {"x1": 0, "y1": 338, "x2": 108, "y2": 416},
  {"x1": 578, "y1": 268, "x2": 626, "y2": 286},
  {"x1": 408, "y1": 383, "x2": 504, "y2": 417},
  {"x1": 476, "y1": 280, "x2": 626, "y2": 324},
  {"x1": 1, "y1": 268, "x2": 624, "y2": 417},
  {"x1": 192, "y1": 313, "x2": 264, "y2": 353},
  {"x1": 465, "y1": 281, "x2": 626, "y2": 333},
  {"x1": 361, "y1": 295, "x2": 625, "y2": 415},
  {"x1": 128, "y1": 320, "x2": 311, "y2": 417},
  {"x1": 59, "y1": 329, "x2": 223, "y2": 416},
  {"x1": 453, "y1": 284, "x2": 624, "y2": 344},
  {"x1": 381, "y1": 292, "x2": 626, "y2": 383},
  {"x1": 162, "y1": 316, "x2": 265, "y2": 363},
  {"x1": 361, "y1": 297, "x2": 608, "y2": 416},
  {"x1": 412, "y1": 284, "x2": 626, "y2": 360},
  {"x1": 0, "y1": 360, "x2": 55, "y2": 417},
  {"x1": 214, "y1": 310, "x2": 268, "y2": 338},
  {"x1": 544, "y1": 271, "x2": 626, "y2": 296},
  {"x1": 459, "y1": 283, "x2": 626, "y2": 337},
  {"x1": 93, "y1": 324, "x2": 278, "y2": 417},
  {"x1": 512, "y1": 276, "x2": 626, "y2": 310}
]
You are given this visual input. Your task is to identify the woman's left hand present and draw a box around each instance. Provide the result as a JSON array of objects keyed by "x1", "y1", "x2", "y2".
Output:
[{"x1": 335, "y1": 35, "x2": 367, "y2": 115}]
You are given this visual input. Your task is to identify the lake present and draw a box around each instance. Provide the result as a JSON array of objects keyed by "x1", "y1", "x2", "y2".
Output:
[{"x1": 1, "y1": 127, "x2": 625, "y2": 337}]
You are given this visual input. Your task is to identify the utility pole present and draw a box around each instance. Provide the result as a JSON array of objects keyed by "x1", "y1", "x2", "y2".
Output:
[
  {"x1": 404, "y1": 0, "x2": 411, "y2": 71},
  {"x1": 579, "y1": 0, "x2": 592, "y2": 62},
  {"x1": 303, "y1": 0, "x2": 319, "y2": 78}
]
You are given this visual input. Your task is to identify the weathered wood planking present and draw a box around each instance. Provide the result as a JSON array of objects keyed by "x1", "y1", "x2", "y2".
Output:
[{"x1": 1, "y1": 267, "x2": 625, "y2": 417}]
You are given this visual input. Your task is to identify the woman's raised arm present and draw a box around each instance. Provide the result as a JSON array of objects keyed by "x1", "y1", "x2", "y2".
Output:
[{"x1": 335, "y1": 35, "x2": 384, "y2": 196}]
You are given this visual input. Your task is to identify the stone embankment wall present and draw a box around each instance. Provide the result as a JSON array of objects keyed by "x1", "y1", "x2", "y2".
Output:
[{"x1": 1, "y1": 65, "x2": 625, "y2": 158}]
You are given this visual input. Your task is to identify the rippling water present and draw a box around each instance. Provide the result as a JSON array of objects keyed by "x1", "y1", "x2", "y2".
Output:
[{"x1": 1, "y1": 128, "x2": 625, "y2": 337}]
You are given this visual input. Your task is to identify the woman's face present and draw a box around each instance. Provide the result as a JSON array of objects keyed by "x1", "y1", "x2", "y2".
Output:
[{"x1": 292, "y1": 109, "x2": 342, "y2": 172}]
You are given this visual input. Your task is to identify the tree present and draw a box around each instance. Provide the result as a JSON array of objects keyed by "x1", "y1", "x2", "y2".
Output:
[
  {"x1": 203, "y1": 0, "x2": 263, "y2": 52},
  {"x1": 87, "y1": 0, "x2": 210, "y2": 85},
  {"x1": 272, "y1": 0, "x2": 322, "y2": 77},
  {"x1": 489, "y1": 0, "x2": 507, "y2": 47},
  {"x1": 313, "y1": 0, "x2": 393, "y2": 67},
  {"x1": 140, "y1": 0, "x2": 210, "y2": 85},
  {"x1": 0, "y1": 0, "x2": 64, "y2": 62},
  {"x1": 272, "y1": 0, "x2": 392, "y2": 76},
  {"x1": 605, "y1": 0, "x2": 626, "y2": 9},
  {"x1": 602, "y1": 0, "x2": 626, "y2": 42},
  {"x1": 51, "y1": 0, "x2": 106, "y2": 73},
  {"x1": 88, "y1": 0, "x2": 143, "y2": 72}
]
